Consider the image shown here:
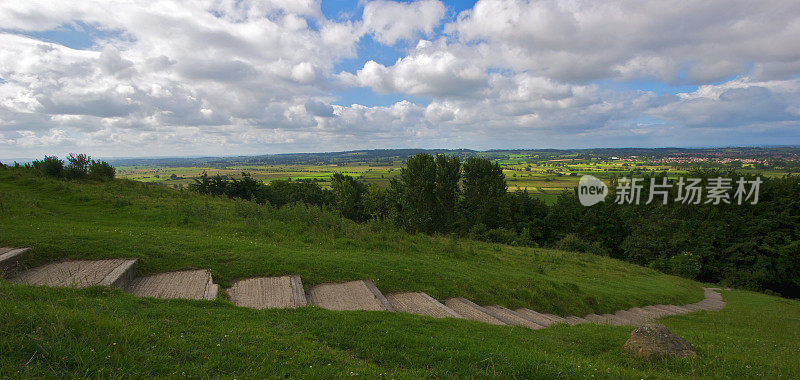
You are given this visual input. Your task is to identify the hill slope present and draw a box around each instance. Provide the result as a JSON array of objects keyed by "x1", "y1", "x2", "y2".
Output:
[{"x1": 0, "y1": 169, "x2": 700, "y2": 315}]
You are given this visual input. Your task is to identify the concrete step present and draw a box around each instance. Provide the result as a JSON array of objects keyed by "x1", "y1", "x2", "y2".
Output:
[
  {"x1": 0, "y1": 247, "x2": 31, "y2": 277},
  {"x1": 615, "y1": 310, "x2": 647, "y2": 325},
  {"x1": 9, "y1": 259, "x2": 137, "y2": 289},
  {"x1": 386, "y1": 292, "x2": 463, "y2": 319},
  {"x1": 627, "y1": 307, "x2": 657, "y2": 322},
  {"x1": 643, "y1": 305, "x2": 670, "y2": 317},
  {"x1": 444, "y1": 298, "x2": 506, "y2": 325},
  {"x1": 600, "y1": 313, "x2": 633, "y2": 325},
  {"x1": 563, "y1": 316, "x2": 590, "y2": 325},
  {"x1": 127, "y1": 269, "x2": 218, "y2": 300},
  {"x1": 484, "y1": 305, "x2": 545, "y2": 329},
  {"x1": 307, "y1": 280, "x2": 394, "y2": 311},
  {"x1": 227, "y1": 275, "x2": 306, "y2": 309},
  {"x1": 543, "y1": 313, "x2": 569, "y2": 325},
  {"x1": 515, "y1": 308, "x2": 556, "y2": 327},
  {"x1": 681, "y1": 303, "x2": 705, "y2": 312},
  {"x1": 582, "y1": 313, "x2": 607, "y2": 324},
  {"x1": 699, "y1": 300, "x2": 725, "y2": 311},
  {"x1": 652, "y1": 304, "x2": 679, "y2": 315},
  {"x1": 665, "y1": 304, "x2": 692, "y2": 314}
]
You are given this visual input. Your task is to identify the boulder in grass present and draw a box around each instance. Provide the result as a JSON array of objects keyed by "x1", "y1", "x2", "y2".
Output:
[{"x1": 623, "y1": 323, "x2": 696, "y2": 360}]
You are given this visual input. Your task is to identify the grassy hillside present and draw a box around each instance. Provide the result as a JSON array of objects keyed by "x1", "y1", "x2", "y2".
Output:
[
  {"x1": 0, "y1": 169, "x2": 700, "y2": 315},
  {"x1": 1, "y1": 284, "x2": 798, "y2": 378}
]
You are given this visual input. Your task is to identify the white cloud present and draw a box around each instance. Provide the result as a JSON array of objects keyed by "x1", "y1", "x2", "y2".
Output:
[
  {"x1": 338, "y1": 39, "x2": 487, "y2": 96},
  {"x1": 446, "y1": 0, "x2": 800, "y2": 83},
  {"x1": 648, "y1": 78, "x2": 800, "y2": 128},
  {"x1": 0, "y1": 0, "x2": 798, "y2": 158},
  {"x1": 362, "y1": 0, "x2": 445, "y2": 45}
]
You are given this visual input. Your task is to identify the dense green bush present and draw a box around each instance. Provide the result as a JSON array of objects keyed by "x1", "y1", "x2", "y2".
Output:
[
  {"x1": 29, "y1": 154, "x2": 114, "y2": 181},
  {"x1": 88, "y1": 160, "x2": 116, "y2": 180},
  {"x1": 33, "y1": 155, "x2": 64, "y2": 178},
  {"x1": 65, "y1": 153, "x2": 91, "y2": 180}
]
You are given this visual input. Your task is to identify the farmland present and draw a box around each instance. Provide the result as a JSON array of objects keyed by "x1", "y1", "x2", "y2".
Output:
[{"x1": 114, "y1": 147, "x2": 800, "y2": 204}]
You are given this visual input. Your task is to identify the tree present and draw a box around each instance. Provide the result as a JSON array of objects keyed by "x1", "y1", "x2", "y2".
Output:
[
  {"x1": 434, "y1": 154, "x2": 461, "y2": 231},
  {"x1": 461, "y1": 157, "x2": 507, "y2": 229},
  {"x1": 362, "y1": 184, "x2": 387, "y2": 220},
  {"x1": 330, "y1": 173, "x2": 367, "y2": 221},
  {"x1": 88, "y1": 160, "x2": 116, "y2": 180},
  {"x1": 393, "y1": 153, "x2": 438, "y2": 233},
  {"x1": 65, "y1": 153, "x2": 91, "y2": 180},
  {"x1": 33, "y1": 155, "x2": 64, "y2": 178}
]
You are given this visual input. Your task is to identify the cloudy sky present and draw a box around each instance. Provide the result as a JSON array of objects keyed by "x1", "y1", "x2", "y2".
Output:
[{"x1": 1, "y1": 0, "x2": 799, "y2": 159}]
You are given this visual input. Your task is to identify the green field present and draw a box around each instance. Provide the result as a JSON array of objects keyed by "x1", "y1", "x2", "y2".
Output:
[
  {"x1": 2, "y1": 169, "x2": 799, "y2": 378},
  {"x1": 2, "y1": 275, "x2": 798, "y2": 377},
  {"x1": 115, "y1": 152, "x2": 792, "y2": 207}
]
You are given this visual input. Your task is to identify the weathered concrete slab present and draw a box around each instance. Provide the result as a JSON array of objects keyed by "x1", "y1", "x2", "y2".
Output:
[
  {"x1": 704, "y1": 287, "x2": 723, "y2": 299},
  {"x1": 681, "y1": 303, "x2": 704, "y2": 311},
  {"x1": 127, "y1": 269, "x2": 217, "y2": 300},
  {"x1": 643, "y1": 305, "x2": 669, "y2": 317},
  {"x1": 227, "y1": 276, "x2": 307, "y2": 309},
  {"x1": 386, "y1": 292, "x2": 462, "y2": 319},
  {"x1": 10, "y1": 259, "x2": 136, "y2": 289},
  {"x1": 515, "y1": 308, "x2": 555, "y2": 327},
  {"x1": 100, "y1": 259, "x2": 137, "y2": 288},
  {"x1": 364, "y1": 280, "x2": 395, "y2": 311},
  {"x1": 615, "y1": 310, "x2": 647, "y2": 324},
  {"x1": 290, "y1": 275, "x2": 307, "y2": 307},
  {"x1": 445, "y1": 298, "x2": 506, "y2": 325},
  {"x1": 583, "y1": 313, "x2": 607, "y2": 324},
  {"x1": 699, "y1": 300, "x2": 725, "y2": 311},
  {"x1": 543, "y1": 313, "x2": 569, "y2": 325},
  {"x1": 652, "y1": 305, "x2": 679, "y2": 315},
  {"x1": 307, "y1": 280, "x2": 393, "y2": 311},
  {"x1": 601, "y1": 313, "x2": 632, "y2": 326},
  {"x1": 666, "y1": 305, "x2": 691, "y2": 314},
  {"x1": 628, "y1": 307, "x2": 656, "y2": 322},
  {"x1": 0, "y1": 247, "x2": 31, "y2": 277},
  {"x1": 564, "y1": 316, "x2": 590, "y2": 325},
  {"x1": 485, "y1": 306, "x2": 545, "y2": 329}
]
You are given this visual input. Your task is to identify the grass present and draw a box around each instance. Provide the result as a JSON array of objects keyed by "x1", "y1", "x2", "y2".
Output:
[
  {"x1": 0, "y1": 169, "x2": 701, "y2": 316},
  {"x1": 1, "y1": 284, "x2": 798, "y2": 378}
]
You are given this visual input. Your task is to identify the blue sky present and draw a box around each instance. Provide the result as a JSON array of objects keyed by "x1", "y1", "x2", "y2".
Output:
[{"x1": 0, "y1": 0, "x2": 798, "y2": 159}]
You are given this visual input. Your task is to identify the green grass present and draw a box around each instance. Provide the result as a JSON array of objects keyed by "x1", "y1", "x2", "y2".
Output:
[
  {"x1": 1, "y1": 284, "x2": 797, "y2": 378},
  {"x1": 0, "y1": 169, "x2": 701, "y2": 316}
]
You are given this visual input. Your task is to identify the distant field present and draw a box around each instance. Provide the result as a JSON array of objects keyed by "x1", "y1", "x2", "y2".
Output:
[{"x1": 116, "y1": 155, "x2": 790, "y2": 206}]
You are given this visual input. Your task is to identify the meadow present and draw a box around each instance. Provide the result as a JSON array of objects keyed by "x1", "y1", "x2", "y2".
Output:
[{"x1": 2, "y1": 164, "x2": 799, "y2": 378}]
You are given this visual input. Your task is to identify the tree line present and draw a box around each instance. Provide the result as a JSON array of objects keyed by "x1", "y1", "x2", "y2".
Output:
[
  {"x1": 188, "y1": 153, "x2": 799, "y2": 299},
  {"x1": 2, "y1": 153, "x2": 116, "y2": 181}
]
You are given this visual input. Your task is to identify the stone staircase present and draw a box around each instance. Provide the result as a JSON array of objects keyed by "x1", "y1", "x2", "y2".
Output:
[{"x1": 0, "y1": 247, "x2": 727, "y2": 328}]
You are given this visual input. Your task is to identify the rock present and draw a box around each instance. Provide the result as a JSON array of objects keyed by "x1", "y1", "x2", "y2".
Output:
[{"x1": 623, "y1": 323, "x2": 696, "y2": 360}]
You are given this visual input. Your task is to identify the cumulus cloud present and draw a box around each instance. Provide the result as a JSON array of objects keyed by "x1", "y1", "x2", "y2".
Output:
[
  {"x1": 648, "y1": 78, "x2": 800, "y2": 128},
  {"x1": 362, "y1": 0, "x2": 445, "y2": 45},
  {"x1": 0, "y1": 0, "x2": 798, "y2": 158},
  {"x1": 446, "y1": 0, "x2": 800, "y2": 83}
]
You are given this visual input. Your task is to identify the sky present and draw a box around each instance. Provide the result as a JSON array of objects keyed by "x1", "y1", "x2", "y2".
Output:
[{"x1": 1, "y1": 0, "x2": 799, "y2": 159}]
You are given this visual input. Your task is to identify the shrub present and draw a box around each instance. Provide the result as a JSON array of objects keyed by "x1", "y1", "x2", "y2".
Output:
[
  {"x1": 33, "y1": 155, "x2": 65, "y2": 178},
  {"x1": 65, "y1": 153, "x2": 91, "y2": 180},
  {"x1": 667, "y1": 252, "x2": 702, "y2": 279},
  {"x1": 88, "y1": 160, "x2": 116, "y2": 181},
  {"x1": 555, "y1": 233, "x2": 594, "y2": 253}
]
